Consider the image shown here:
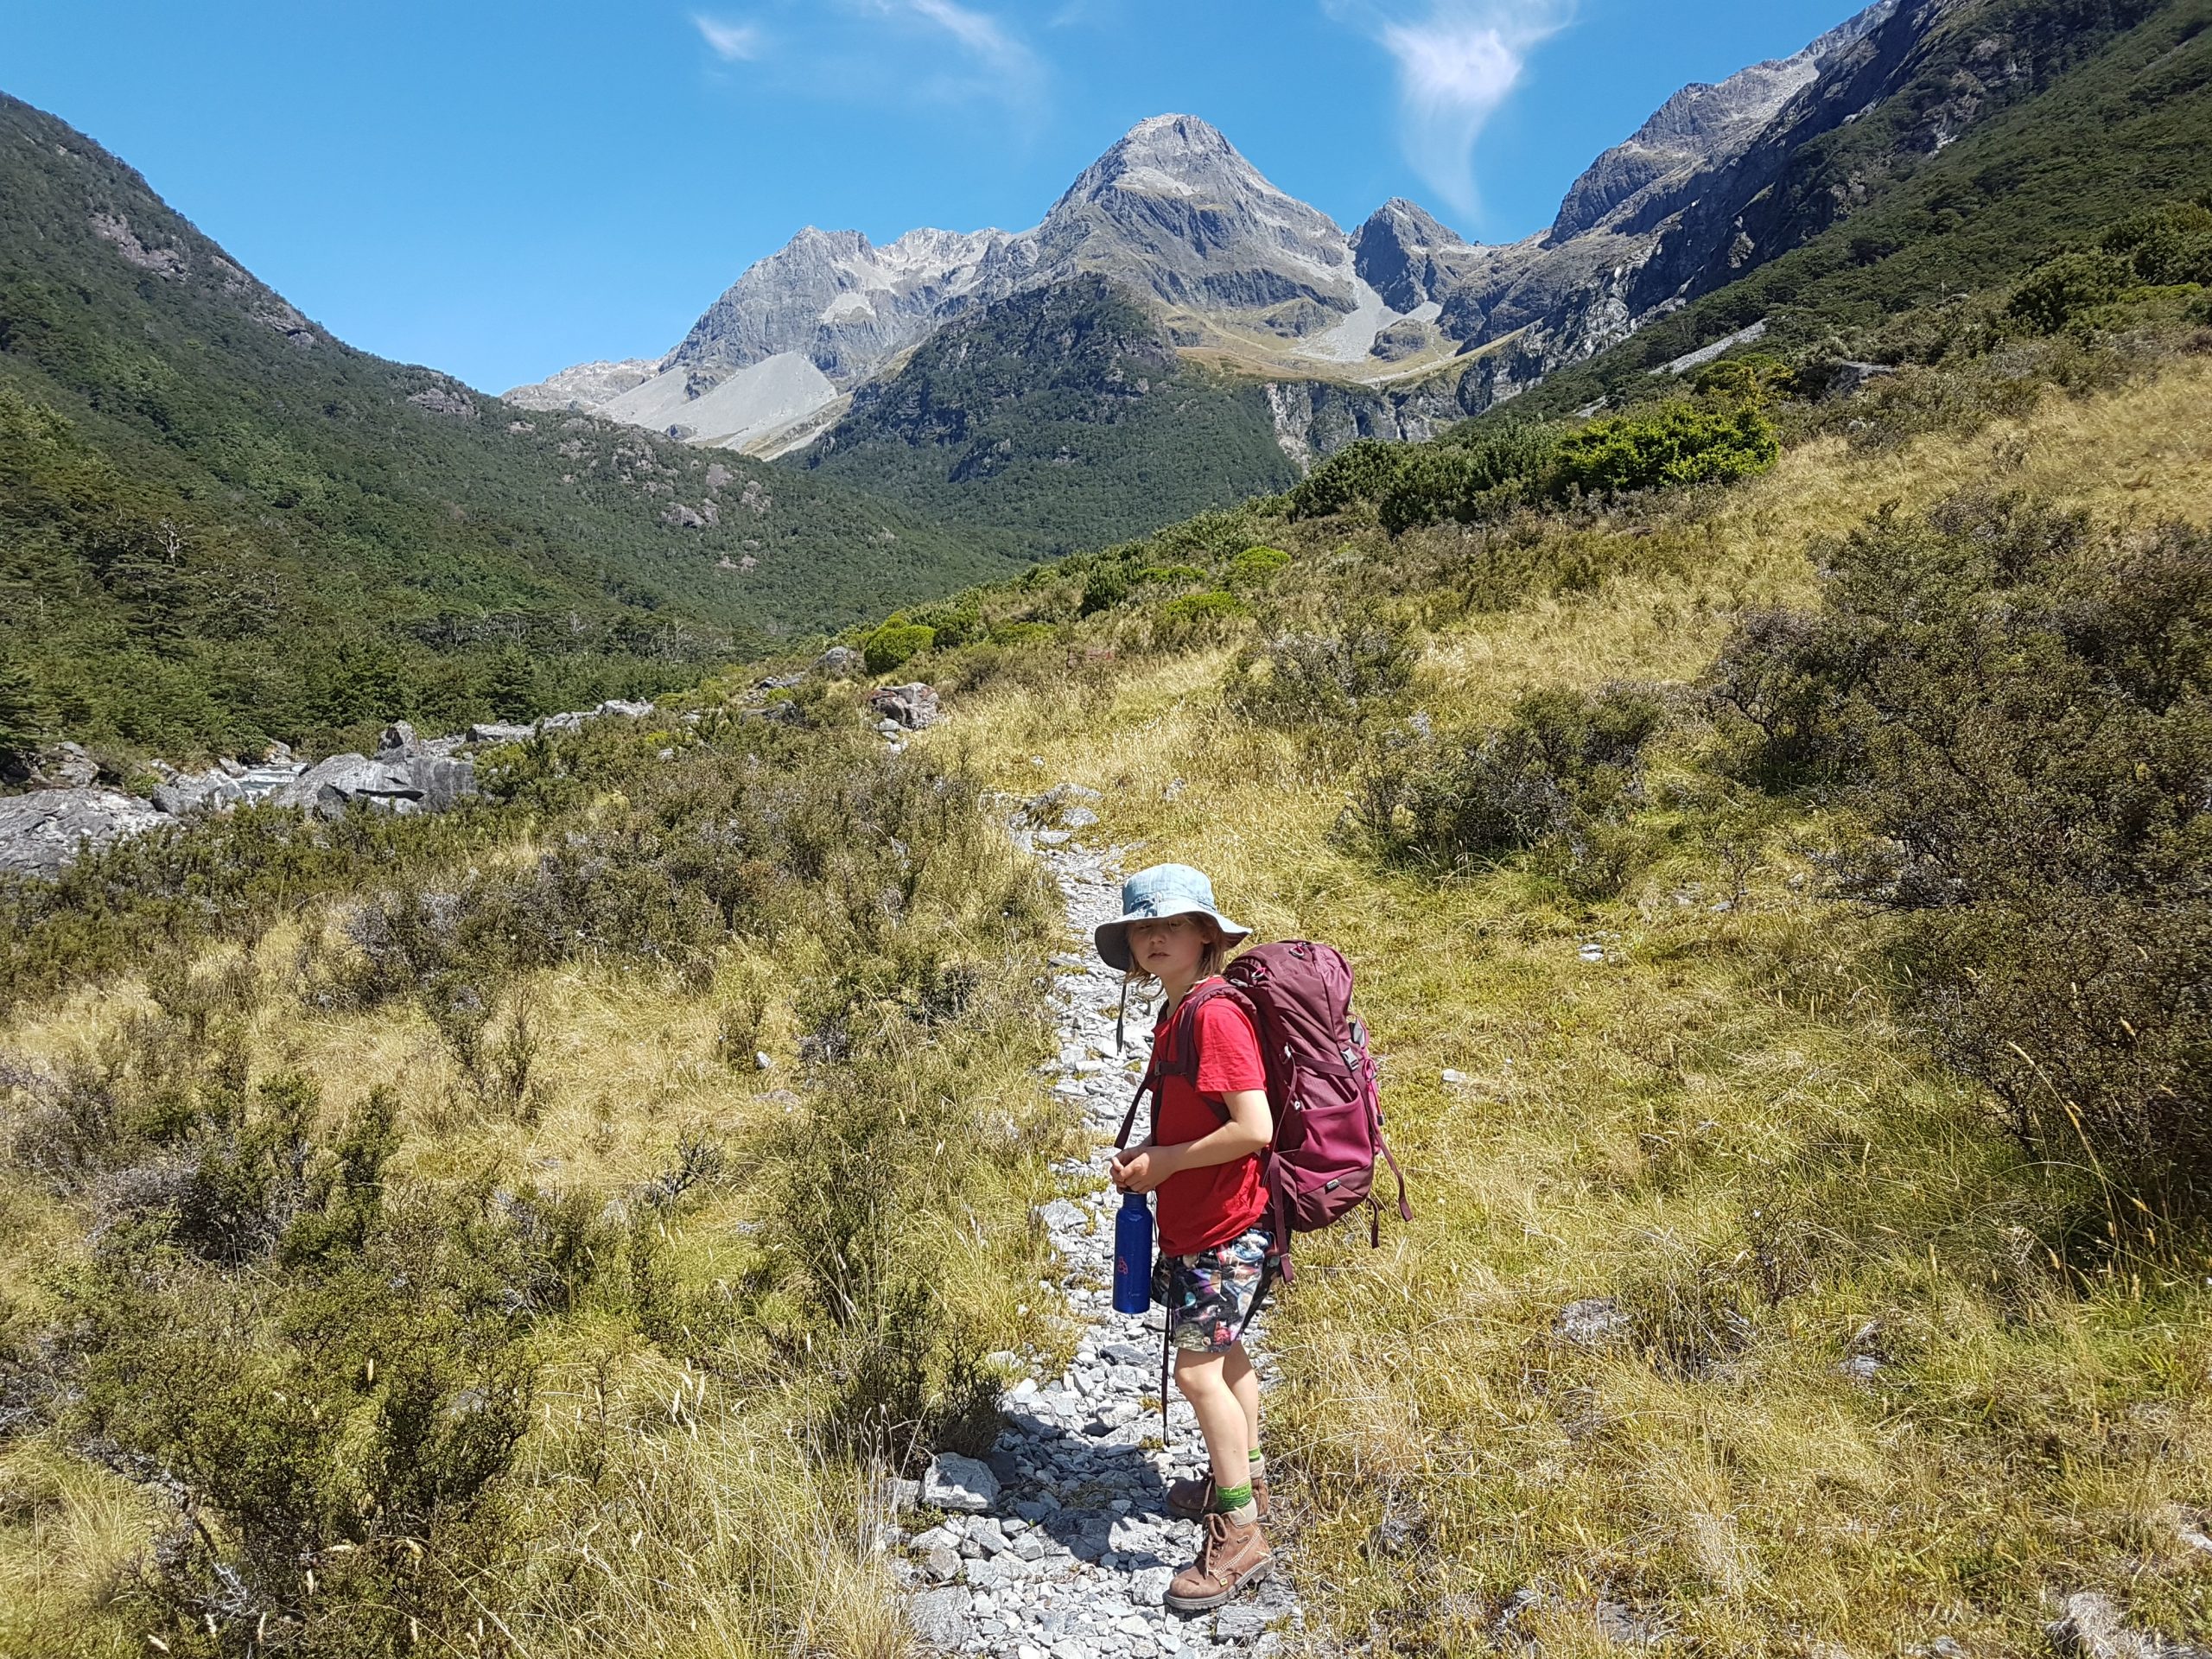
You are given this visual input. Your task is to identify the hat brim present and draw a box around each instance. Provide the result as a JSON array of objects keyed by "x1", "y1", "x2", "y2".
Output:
[{"x1": 1093, "y1": 903, "x2": 1251, "y2": 973}]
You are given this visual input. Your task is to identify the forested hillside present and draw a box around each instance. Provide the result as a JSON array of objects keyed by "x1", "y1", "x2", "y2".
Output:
[
  {"x1": 799, "y1": 277, "x2": 1300, "y2": 558},
  {"x1": 0, "y1": 94, "x2": 1027, "y2": 762}
]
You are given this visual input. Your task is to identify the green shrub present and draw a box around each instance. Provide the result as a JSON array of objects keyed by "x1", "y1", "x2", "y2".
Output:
[
  {"x1": 1357, "y1": 683, "x2": 1670, "y2": 899},
  {"x1": 988, "y1": 620, "x2": 1058, "y2": 646},
  {"x1": 1543, "y1": 402, "x2": 1779, "y2": 500},
  {"x1": 1709, "y1": 490, "x2": 2212, "y2": 1221},
  {"x1": 1289, "y1": 439, "x2": 1407, "y2": 520},
  {"x1": 1154, "y1": 590, "x2": 1244, "y2": 645},
  {"x1": 1377, "y1": 423, "x2": 1565, "y2": 535},
  {"x1": 1691, "y1": 352, "x2": 1797, "y2": 406},
  {"x1": 0, "y1": 655, "x2": 41, "y2": 777},
  {"x1": 862, "y1": 620, "x2": 936, "y2": 675},
  {"x1": 2007, "y1": 249, "x2": 2133, "y2": 333},
  {"x1": 2097, "y1": 200, "x2": 2212, "y2": 287},
  {"x1": 1228, "y1": 545, "x2": 1293, "y2": 588},
  {"x1": 1135, "y1": 563, "x2": 1209, "y2": 587},
  {"x1": 1077, "y1": 563, "x2": 1133, "y2": 616}
]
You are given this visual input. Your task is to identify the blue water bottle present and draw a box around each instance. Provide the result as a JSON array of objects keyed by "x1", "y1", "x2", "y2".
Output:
[{"x1": 1112, "y1": 1191, "x2": 1154, "y2": 1316}]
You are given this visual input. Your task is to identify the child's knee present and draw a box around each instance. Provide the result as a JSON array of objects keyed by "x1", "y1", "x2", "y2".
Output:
[{"x1": 1173, "y1": 1351, "x2": 1229, "y2": 1395}]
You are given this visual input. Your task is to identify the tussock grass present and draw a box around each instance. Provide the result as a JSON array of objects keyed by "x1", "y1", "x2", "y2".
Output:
[{"x1": 928, "y1": 359, "x2": 2212, "y2": 1653}]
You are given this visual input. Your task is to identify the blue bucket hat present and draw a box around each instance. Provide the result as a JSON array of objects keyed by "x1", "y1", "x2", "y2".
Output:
[{"x1": 1093, "y1": 863, "x2": 1250, "y2": 973}]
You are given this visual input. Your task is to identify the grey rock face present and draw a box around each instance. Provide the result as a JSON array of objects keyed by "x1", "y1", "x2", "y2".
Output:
[
  {"x1": 1351, "y1": 199, "x2": 1484, "y2": 314},
  {"x1": 0, "y1": 788, "x2": 168, "y2": 879},
  {"x1": 1019, "y1": 114, "x2": 1357, "y2": 329},
  {"x1": 29, "y1": 741, "x2": 99, "y2": 790},
  {"x1": 817, "y1": 645, "x2": 862, "y2": 677},
  {"x1": 921, "y1": 1452, "x2": 1001, "y2": 1515},
  {"x1": 668, "y1": 225, "x2": 1013, "y2": 391},
  {"x1": 502, "y1": 357, "x2": 662, "y2": 414},
  {"x1": 272, "y1": 754, "x2": 423, "y2": 819}
]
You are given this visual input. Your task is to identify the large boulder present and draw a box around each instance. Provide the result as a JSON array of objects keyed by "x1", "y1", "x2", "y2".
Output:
[
  {"x1": 151, "y1": 768, "x2": 247, "y2": 817},
  {"x1": 466, "y1": 721, "x2": 535, "y2": 746},
  {"x1": 868, "y1": 683, "x2": 941, "y2": 731},
  {"x1": 29, "y1": 742, "x2": 99, "y2": 790},
  {"x1": 0, "y1": 788, "x2": 167, "y2": 880},
  {"x1": 397, "y1": 753, "x2": 478, "y2": 812},
  {"x1": 817, "y1": 645, "x2": 862, "y2": 677},
  {"x1": 270, "y1": 754, "x2": 425, "y2": 819}
]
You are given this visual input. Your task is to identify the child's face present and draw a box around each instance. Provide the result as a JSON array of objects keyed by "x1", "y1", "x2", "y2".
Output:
[{"x1": 1127, "y1": 912, "x2": 1213, "y2": 983}]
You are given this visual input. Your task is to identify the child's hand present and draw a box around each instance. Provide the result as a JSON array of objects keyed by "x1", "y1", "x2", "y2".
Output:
[{"x1": 1111, "y1": 1144, "x2": 1174, "y2": 1193}]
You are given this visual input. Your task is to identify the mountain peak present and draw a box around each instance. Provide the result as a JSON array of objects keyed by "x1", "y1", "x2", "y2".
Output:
[
  {"x1": 1036, "y1": 114, "x2": 1354, "y2": 323},
  {"x1": 1115, "y1": 112, "x2": 1233, "y2": 155}
]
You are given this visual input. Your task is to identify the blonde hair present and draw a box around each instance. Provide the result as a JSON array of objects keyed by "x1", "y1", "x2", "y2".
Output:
[{"x1": 1194, "y1": 916, "x2": 1231, "y2": 981}]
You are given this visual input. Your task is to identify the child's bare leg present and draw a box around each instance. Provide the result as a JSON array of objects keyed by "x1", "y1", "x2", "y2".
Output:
[
  {"x1": 1174, "y1": 1348, "x2": 1251, "y2": 1496},
  {"x1": 1224, "y1": 1340, "x2": 1260, "y2": 1452}
]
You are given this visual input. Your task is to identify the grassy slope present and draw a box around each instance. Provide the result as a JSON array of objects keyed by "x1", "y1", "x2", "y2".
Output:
[
  {"x1": 0, "y1": 92, "x2": 1027, "y2": 758},
  {"x1": 797, "y1": 276, "x2": 1300, "y2": 560},
  {"x1": 922, "y1": 360, "x2": 2212, "y2": 1652}
]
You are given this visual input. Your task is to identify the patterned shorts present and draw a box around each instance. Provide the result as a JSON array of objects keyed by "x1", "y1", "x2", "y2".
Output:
[{"x1": 1153, "y1": 1227, "x2": 1272, "y2": 1353}]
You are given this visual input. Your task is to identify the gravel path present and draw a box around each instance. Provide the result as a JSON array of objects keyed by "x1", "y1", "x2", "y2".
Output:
[{"x1": 898, "y1": 839, "x2": 1306, "y2": 1658}]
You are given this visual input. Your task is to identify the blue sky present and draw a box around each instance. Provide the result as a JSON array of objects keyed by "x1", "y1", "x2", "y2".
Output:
[{"x1": 8, "y1": 0, "x2": 1863, "y2": 393}]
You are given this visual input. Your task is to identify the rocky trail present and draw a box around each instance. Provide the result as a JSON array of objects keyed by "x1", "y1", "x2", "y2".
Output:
[{"x1": 898, "y1": 836, "x2": 1305, "y2": 1658}]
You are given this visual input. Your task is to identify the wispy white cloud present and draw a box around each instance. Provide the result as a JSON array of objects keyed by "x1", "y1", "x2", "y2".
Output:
[
  {"x1": 1329, "y1": 1, "x2": 1571, "y2": 218},
  {"x1": 852, "y1": 0, "x2": 1043, "y2": 101},
  {"x1": 692, "y1": 13, "x2": 766, "y2": 60}
]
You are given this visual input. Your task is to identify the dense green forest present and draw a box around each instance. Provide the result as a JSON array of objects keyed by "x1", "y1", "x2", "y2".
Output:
[
  {"x1": 798, "y1": 276, "x2": 1301, "y2": 558},
  {"x1": 0, "y1": 94, "x2": 1027, "y2": 763}
]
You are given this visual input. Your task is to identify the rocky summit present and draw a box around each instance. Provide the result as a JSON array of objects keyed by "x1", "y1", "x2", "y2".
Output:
[{"x1": 1021, "y1": 114, "x2": 1361, "y2": 334}]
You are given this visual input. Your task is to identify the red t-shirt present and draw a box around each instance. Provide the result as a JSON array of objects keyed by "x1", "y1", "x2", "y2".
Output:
[{"x1": 1151, "y1": 983, "x2": 1270, "y2": 1256}]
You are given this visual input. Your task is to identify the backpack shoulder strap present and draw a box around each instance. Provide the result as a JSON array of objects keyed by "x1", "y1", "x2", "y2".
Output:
[{"x1": 1112, "y1": 981, "x2": 1251, "y2": 1148}]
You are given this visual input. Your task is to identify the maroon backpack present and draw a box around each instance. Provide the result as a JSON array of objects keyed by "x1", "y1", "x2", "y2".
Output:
[{"x1": 1116, "y1": 940, "x2": 1410, "y2": 1287}]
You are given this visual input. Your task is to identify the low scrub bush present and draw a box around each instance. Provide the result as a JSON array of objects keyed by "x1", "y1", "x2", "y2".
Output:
[
  {"x1": 1227, "y1": 544, "x2": 1293, "y2": 588},
  {"x1": 1224, "y1": 613, "x2": 1419, "y2": 738},
  {"x1": 1709, "y1": 490, "x2": 2212, "y2": 1223},
  {"x1": 862, "y1": 620, "x2": 935, "y2": 675},
  {"x1": 1353, "y1": 683, "x2": 1671, "y2": 899},
  {"x1": 1288, "y1": 439, "x2": 1406, "y2": 520},
  {"x1": 2008, "y1": 202, "x2": 2212, "y2": 334},
  {"x1": 1153, "y1": 589, "x2": 1245, "y2": 645},
  {"x1": 1544, "y1": 401, "x2": 1778, "y2": 499},
  {"x1": 1306, "y1": 404, "x2": 1775, "y2": 537}
]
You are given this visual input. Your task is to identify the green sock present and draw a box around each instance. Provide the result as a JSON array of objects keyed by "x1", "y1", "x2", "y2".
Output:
[{"x1": 1213, "y1": 1480, "x2": 1255, "y2": 1520}]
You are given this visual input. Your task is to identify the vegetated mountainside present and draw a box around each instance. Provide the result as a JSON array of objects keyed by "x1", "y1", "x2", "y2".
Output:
[
  {"x1": 798, "y1": 277, "x2": 1301, "y2": 557},
  {"x1": 3, "y1": 205, "x2": 2210, "y2": 1656},
  {"x1": 1430, "y1": 0, "x2": 2212, "y2": 423},
  {"x1": 0, "y1": 92, "x2": 1026, "y2": 762}
]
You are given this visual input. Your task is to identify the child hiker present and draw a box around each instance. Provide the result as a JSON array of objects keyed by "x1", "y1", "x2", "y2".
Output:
[{"x1": 1100, "y1": 863, "x2": 1275, "y2": 1612}]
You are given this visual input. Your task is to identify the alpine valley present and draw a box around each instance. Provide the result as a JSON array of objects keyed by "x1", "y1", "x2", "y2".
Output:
[{"x1": 512, "y1": 0, "x2": 2210, "y2": 556}]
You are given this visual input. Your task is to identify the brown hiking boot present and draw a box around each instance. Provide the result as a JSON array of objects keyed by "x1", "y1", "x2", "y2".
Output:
[
  {"x1": 1165, "y1": 1510, "x2": 1272, "y2": 1613},
  {"x1": 1165, "y1": 1469, "x2": 1272, "y2": 1521}
]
